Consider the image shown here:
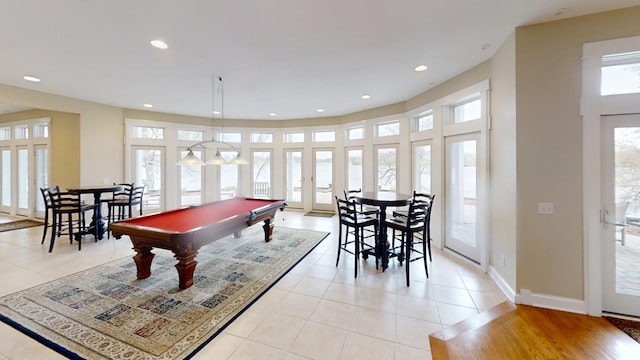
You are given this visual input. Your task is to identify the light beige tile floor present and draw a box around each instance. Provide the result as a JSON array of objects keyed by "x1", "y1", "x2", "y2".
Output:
[{"x1": 0, "y1": 210, "x2": 507, "y2": 360}]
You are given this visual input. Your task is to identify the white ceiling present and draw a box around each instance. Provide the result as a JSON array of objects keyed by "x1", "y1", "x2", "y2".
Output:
[{"x1": 1, "y1": 1, "x2": 638, "y2": 120}]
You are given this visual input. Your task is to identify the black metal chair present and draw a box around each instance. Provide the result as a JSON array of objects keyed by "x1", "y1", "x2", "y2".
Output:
[
  {"x1": 392, "y1": 191, "x2": 435, "y2": 262},
  {"x1": 387, "y1": 194, "x2": 435, "y2": 286},
  {"x1": 40, "y1": 186, "x2": 98, "y2": 252},
  {"x1": 335, "y1": 195, "x2": 378, "y2": 277},
  {"x1": 106, "y1": 184, "x2": 145, "y2": 238}
]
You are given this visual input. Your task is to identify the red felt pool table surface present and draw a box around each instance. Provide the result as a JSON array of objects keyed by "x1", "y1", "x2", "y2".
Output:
[{"x1": 121, "y1": 197, "x2": 281, "y2": 233}]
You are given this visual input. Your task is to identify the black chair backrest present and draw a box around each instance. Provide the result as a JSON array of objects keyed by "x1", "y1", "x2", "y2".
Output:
[
  {"x1": 343, "y1": 188, "x2": 362, "y2": 201},
  {"x1": 41, "y1": 186, "x2": 81, "y2": 208},
  {"x1": 411, "y1": 193, "x2": 435, "y2": 232},
  {"x1": 336, "y1": 195, "x2": 361, "y2": 224},
  {"x1": 112, "y1": 183, "x2": 134, "y2": 200},
  {"x1": 131, "y1": 185, "x2": 145, "y2": 204},
  {"x1": 40, "y1": 186, "x2": 59, "y2": 209}
]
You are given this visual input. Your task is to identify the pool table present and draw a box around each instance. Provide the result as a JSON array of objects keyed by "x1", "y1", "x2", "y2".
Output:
[{"x1": 110, "y1": 197, "x2": 286, "y2": 289}]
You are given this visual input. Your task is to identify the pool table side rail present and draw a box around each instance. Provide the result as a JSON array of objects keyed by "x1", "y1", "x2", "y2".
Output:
[{"x1": 109, "y1": 198, "x2": 285, "y2": 248}]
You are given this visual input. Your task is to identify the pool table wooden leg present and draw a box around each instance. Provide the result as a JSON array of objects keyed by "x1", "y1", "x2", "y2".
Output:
[
  {"x1": 263, "y1": 218, "x2": 274, "y2": 242},
  {"x1": 133, "y1": 245, "x2": 155, "y2": 280},
  {"x1": 175, "y1": 254, "x2": 198, "y2": 290}
]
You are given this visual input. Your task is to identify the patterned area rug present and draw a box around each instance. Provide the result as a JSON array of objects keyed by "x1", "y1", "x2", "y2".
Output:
[
  {"x1": 0, "y1": 219, "x2": 43, "y2": 232},
  {"x1": 0, "y1": 226, "x2": 328, "y2": 359},
  {"x1": 606, "y1": 316, "x2": 640, "y2": 343}
]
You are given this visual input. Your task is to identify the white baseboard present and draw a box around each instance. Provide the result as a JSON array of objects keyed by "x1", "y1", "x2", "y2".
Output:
[
  {"x1": 515, "y1": 288, "x2": 586, "y2": 314},
  {"x1": 487, "y1": 265, "x2": 516, "y2": 302},
  {"x1": 486, "y1": 267, "x2": 586, "y2": 314}
]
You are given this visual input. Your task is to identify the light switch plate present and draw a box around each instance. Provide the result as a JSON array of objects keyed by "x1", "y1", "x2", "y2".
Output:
[{"x1": 538, "y1": 202, "x2": 554, "y2": 215}]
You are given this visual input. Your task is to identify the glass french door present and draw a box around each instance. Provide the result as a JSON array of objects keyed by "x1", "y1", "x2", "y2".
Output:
[
  {"x1": 0, "y1": 147, "x2": 10, "y2": 213},
  {"x1": 445, "y1": 133, "x2": 480, "y2": 263},
  {"x1": 375, "y1": 145, "x2": 397, "y2": 191},
  {"x1": 132, "y1": 146, "x2": 165, "y2": 213},
  {"x1": 312, "y1": 149, "x2": 333, "y2": 211},
  {"x1": 284, "y1": 149, "x2": 303, "y2": 208},
  {"x1": 252, "y1": 150, "x2": 272, "y2": 199},
  {"x1": 178, "y1": 148, "x2": 203, "y2": 206},
  {"x1": 219, "y1": 150, "x2": 239, "y2": 200},
  {"x1": 413, "y1": 141, "x2": 432, "y2": 194},
  {"x1": 17, "y1": 146, "x2": 29, "y2": 216},
  {"x1": 346, "y1": 148, "x2": 363, "y2": 191},
  {"x1": 601, "y1": 114, "x2": 640, "y2": 317},
  {"x1": 34, "y1": 145, "x2": 48, "y2": 218}
]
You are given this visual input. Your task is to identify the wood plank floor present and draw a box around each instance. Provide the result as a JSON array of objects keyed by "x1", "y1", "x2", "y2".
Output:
[{"x1": 429, "y1": 301, "x2": 640, "y2": 359}]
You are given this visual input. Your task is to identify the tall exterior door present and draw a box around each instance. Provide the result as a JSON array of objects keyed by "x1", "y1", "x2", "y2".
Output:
[
  {"x1": 445, "y1": 133, "x2": 481, "y2": 263},
  {"x1": 0, "y1": 147, "x2": 10, "y2": 214},
  {"x1": 284, "y1": 149, "x2": 303, "y2": 209},
  {"x1": 312, "y1": 149, "x2": 333, "y2": 211},
  {"x1": 34, "y1": 145, "x2": 48, "y2": 218},
  {"x1": 601, "y1": 114, "x2": 640, "y2": 317},
  {"x1": 132, "y1": 146, "x2": 165, "y2": 213},
  {"x1": 17, "y1": 146, "x2": 30, "y2": 216}
]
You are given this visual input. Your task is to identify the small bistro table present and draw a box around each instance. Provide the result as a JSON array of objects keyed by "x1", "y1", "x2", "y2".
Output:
[
  {"x1": 353, "y1": 191, "x2": 412, "y2": 270},
  {"x1": 68, "y1": 184, "x2": 124, "y2": 240}
]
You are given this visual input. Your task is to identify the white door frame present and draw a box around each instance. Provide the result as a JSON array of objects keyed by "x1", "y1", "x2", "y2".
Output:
[{"x1": 582, "y1": 35, "x2": 640, "y2": 316}]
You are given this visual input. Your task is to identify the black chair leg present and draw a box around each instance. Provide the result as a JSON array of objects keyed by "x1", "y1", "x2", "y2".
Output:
[
  {"x1": 422, "y1": 236, "x2": 429, "y2": 278},
  {"x1": 336, "y1": 224, "x2": 342, "y2": 267},
  {"x1": 49, "y1": 215, "x2": 57, "y2": 253},
  {"x1": 41, "y1": 210, "x2": 49, "y2": 244},
  {"x1": 406, "y1": 233, "x2": 412, "y2": 286},
  {"x1": 354, "y1": 229, "x2": 360, "y2": 278}
]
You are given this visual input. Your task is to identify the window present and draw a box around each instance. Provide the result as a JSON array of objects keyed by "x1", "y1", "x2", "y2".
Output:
[
  {"x1": 284, "y1": 132, "x2": 305, "y2": 143},
  {"x1": 33, "y1": 123, "x2": 49, "y2": 138},
  {"x1": 0, "y1": 127, "x2": 10, "y2": 141},
  {"x1": 1, "y1": 149, "x2": 11, "y2": 207},
  {"x1": 601, "y1": 51, "x2": 640, "y2": 96},
  {"x1": 218, "y1": 132, "x2": 241, "y2": 143},
  {"x1": 14, "y1": 125, "x2": 29, "y2": 140},
  {"x1": 452, "y1": 96, "x2": 481, "y2": 123},
  {"x1": 179, "y1": 149, "x2": 202, "y2": 206},
  {"x1": 252, "y1": 150, "x2": 272, "y2": 198},
  {"x1": 219, "y1": 151, "x2": 239, "y2": 200},
  {"x1": 346, "y1": 148, "x2": 363, "y2": 190},
  {"x1": 415, "y1": 110, "x2": 433, "y2": 131},
  {"x1": 177, "y1": 130, "x2": 204, "y2": 141},
  {"x1": 132, "y1": 126, "x2": 164, "y2": 139},
  {"x1": 376, "y1": 121, "x2": 399, "y2": 137},
  {"x1": 347, "y1": 127, "x2": 364, "y2": 140},
  {"x1": 313, "y1": 130, "x2": 335, "y2": 142},
  {"x1": 251, "y1": 133, "x2": 273, "y2": 143},
  {"x1": 413, "y1": 143, "x2": 431, "y2": 194},
  {"x1": 376, "y1": 145, "x2": 397, "y2": 191}
]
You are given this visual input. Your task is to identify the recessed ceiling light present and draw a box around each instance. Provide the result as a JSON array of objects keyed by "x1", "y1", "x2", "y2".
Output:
[
  {"x1": 361, "y1": 94, "x2": 371, "y2": 100},
  {"x1": 414, "y1": 65, "x2": 428, "y2": 72},
  {"x1": 150, "y1": 40, "x2": 168, "y2": 49},
  {"x1": 316, "y1": 108, "x2": 325, "y2": 113},
  {"x1": 23, "y1": 75, "x2": 41, "y2": 82},
  {"x1": 143, "y1": 104, "x2": 153, "y2": 108},
  {"x1": 213, "y1": 110, "x2": 221, "y2": 115},
  {"x1": 269, "y1": 113, "x2": 277, "y2": 117}
]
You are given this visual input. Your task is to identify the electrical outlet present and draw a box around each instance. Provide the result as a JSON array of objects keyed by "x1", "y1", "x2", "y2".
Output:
[{"x1": 538, "y1": 202, "x2": 554, "y2": 215}]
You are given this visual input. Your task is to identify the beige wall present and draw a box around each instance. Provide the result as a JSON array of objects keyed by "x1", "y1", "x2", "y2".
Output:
[
  {"x1": 515, "y1": 6, "x2": 640, "y2": 300},
  {"x1": 490, "y1": 32, "x2": 517, "y2": 291},
  {"x1": 0, "y1": 83, "x2": 124, "y2": 187},
  {"x1": 0, "y1": 109, "x2": 80, "y2": 188}
]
